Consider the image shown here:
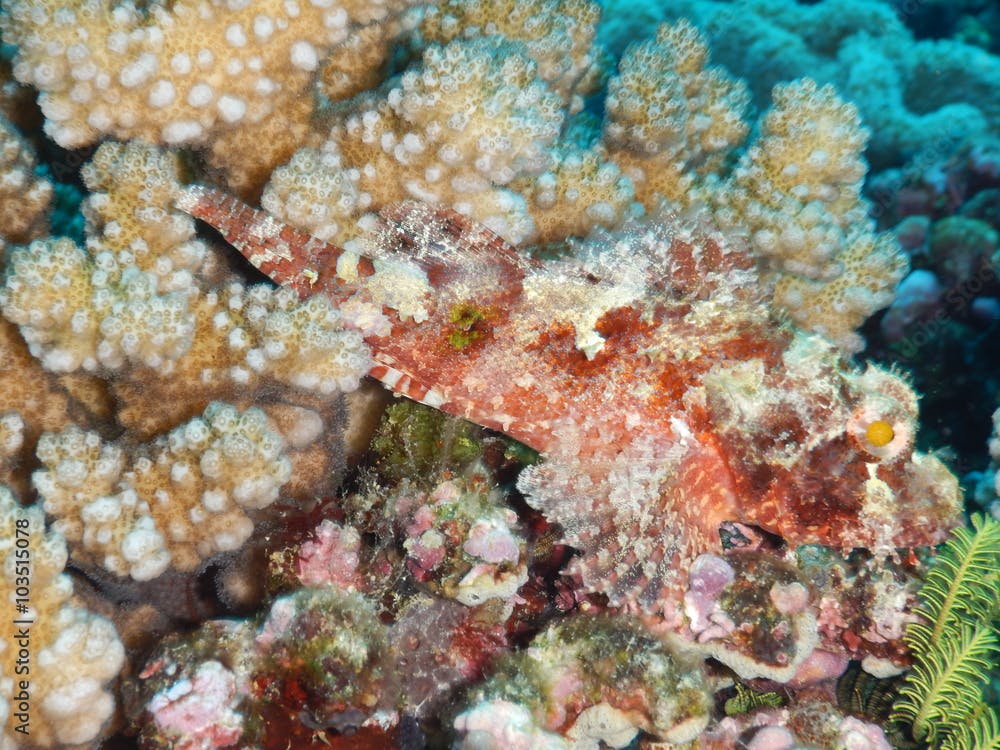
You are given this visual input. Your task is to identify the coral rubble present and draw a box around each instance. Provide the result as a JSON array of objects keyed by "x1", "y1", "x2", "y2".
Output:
[{"x1": 455, "y1": 615, "x2": 712, "y2": 748}]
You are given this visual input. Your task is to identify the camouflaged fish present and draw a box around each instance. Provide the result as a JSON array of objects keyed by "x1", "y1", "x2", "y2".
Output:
[{"x1": 176, "y1": 186, "x2": 961, "y2": 624}]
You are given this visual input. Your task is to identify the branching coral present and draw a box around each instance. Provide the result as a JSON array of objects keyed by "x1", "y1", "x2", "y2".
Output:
[
  {"x1": 34, "y1": 402, "x2": 292, "y2": 580},
  {"x1": 259, "y1": 13, "x2": 906, "y2": 352},
  {"x1": 638, "y1": 0, "x2": 1000, "y2": 169},
  {"x1": 604, "y1": 19, "x2": 750, "y2": 206},
  {"x1": 0, "y1": 138, "x2": 373, "y2": 627},
  {"x1": 715, "y1": 79, "x2": 908, "y2": 352},
  {"x1": 2, "y1": 235, "x2": 196, "y2": 373},
  {"x1": 509, "y1": 144, "x2": 636, "y2": 244},
  {"x1": 0, "y1": 318, "x2": 85, "y2": 497},
  {"x1": 0, "y1": 0, "x2": 419, "y2": 193},
  {"x1": 266, "y1": 34, "x2": 564, "y2": 245},
  {"x1": 80, "y1": 139, "x2": 214, "y2": 293},
  {"x1": 418, "y1": 0, "x2": 605, "y2": 110},
  {"x1": 0, "y1": 114, "x2": 51, "y2": 251},
  {"x1": 265, "y1": 0, "x2": 634, "y2": 248},
  {"x1": 599, "y1": 23, "x2": 905, "y2": 352},
  {"x1": 1, "y1": 140, "x2": 371, "y2": 447}
]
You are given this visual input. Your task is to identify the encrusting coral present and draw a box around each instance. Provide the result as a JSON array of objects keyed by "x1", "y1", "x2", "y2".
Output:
[
  {"x1": 680, "y1": 552, "x2": 819, "y2": 682},
  {"x1": 256, "y1": 586, "x2": 388, "y2": 729},
  {"x1": 454, "y1": 615, "x2": 712, "y2": 748},
  {"x1": 126, "y1": 616, "x2": 257, "y2": 750}
]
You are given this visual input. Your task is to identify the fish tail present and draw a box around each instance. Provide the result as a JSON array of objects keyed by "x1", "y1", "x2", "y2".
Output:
[{"x1": 174, "y1": 184, "x2": 340, "y2": 298}]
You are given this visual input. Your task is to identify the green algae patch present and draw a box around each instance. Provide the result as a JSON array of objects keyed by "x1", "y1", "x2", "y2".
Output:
[{"x1": 446, "y1": 301, "x2": 497, "y2": 350}]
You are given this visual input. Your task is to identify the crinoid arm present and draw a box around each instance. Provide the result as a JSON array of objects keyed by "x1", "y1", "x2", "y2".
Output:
[
  {"x1": 891, "y1": 513, "x2": 1000, "y2": 749},
  {"x1": 939, "y1": 703, "x2": 1000, "y2": 750}
]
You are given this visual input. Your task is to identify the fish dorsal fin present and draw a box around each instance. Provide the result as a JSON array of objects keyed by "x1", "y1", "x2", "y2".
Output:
[{"x1": 371, "y1": 201, "x2": 537, "y2": 288}]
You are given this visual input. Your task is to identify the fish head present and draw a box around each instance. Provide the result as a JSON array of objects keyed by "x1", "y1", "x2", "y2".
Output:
[{"x1": 700, "y1": 332, "x2": 962, "y2": 552}]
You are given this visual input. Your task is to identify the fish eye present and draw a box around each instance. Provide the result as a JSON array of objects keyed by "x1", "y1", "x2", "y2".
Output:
[
  {"x1": 865, "y1": 419, "x2": 895, "y2": 448},
  {"x1": 849, "y1": 412, "x2": 911, "y2": 462}
]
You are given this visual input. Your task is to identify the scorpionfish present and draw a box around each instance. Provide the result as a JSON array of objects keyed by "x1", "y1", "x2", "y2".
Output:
[{"x1": 176, "y1": 186, "x2": 961, "y2": 624}]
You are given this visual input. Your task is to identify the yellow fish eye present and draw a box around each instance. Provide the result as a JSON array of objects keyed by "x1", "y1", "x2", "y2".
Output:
[{"x1": 865, "y1": 419, "x2": 895, "y2": 448}]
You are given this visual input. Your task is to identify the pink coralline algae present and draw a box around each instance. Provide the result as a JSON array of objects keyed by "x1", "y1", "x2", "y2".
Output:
[
  {"x1": 684, "y1": 553, "x2": 736, "y2": 639},
  {"x1": 681, "y1": 551, "x2": 819, "y2": 681},
  {"x1": 295, "y1": 518, "x2": 363, "y2": 589},
  {"x1": 392, "y1": 469, "x2": 529, "y2": 606},
  {"x1": 133, "y1": 619, "x2": 257, "y2": 750},
  {"x1": 838, "y1": 716, "x2": 894, "y2": 750},
  {"x1": 176, "y1": 187, "x2": 963, "y2": 626},
  {"x1": 699, "y1": 705, "x2": 894, "y2": 750},
  {"x1": 148, "y1": 660, "x2": 244, "y2": 750}
]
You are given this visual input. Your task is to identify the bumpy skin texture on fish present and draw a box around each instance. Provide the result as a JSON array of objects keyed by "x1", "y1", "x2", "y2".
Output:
[{"x1": 176, "y1": 185, "x2": 962, "y2": 625}]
